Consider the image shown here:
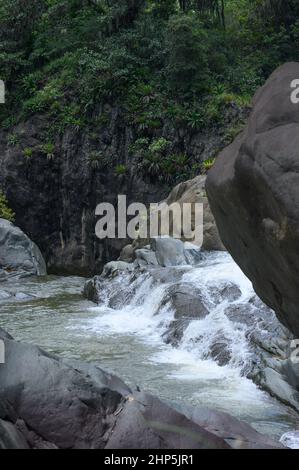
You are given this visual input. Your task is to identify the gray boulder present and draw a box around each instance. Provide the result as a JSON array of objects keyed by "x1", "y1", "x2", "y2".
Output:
[
  {"x1": 206, "y1": 62, "x2": 299, "y2": 338},
  {"x1": 181, "y1": 405, "x2": 283, "y2": 449},
  {"x1": 118, "y1": 244, "x2": 134, "y2": 263},
  {"x1": 158, "y1": 175, "x2": 225, "y2": 251},
  {"x1": 160, "y1": 282, "x2": 208, "y2": 345},
  {"x1": 151, "y1": 237, "x2": 187, "y2": 267},
  {"x1": 135, "y1": 248, "x2": 158, "y2": 266},
  {"x1": 0, "y1": 219, "x2": 46, "y2": 280}
]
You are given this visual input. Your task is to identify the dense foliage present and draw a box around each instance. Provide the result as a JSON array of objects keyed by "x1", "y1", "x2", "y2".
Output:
[{"x1": 1, "y1": 0, "x2": 299, "y2": 182}]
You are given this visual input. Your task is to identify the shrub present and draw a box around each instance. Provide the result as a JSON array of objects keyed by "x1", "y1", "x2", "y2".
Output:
[
  {"x1": 0, "y1": 191, "x2": 15, "y2": 222},
  {"x1": 7, "y1": 133, "x2": 20, "y2": 146},
  {"x1": 23, "y1": 147, "x2": 33, "y2": 159},
  {"x1": 40, "y1": 142, "x2": 55, "y2": 160},
  {"x1": 202, "y1": 158, "x2": 215, "y2": 172},
  {"x1": 115, "y1": 164, "x2": 127, "y2": 176}
]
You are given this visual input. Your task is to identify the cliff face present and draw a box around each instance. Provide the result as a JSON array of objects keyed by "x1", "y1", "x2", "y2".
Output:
[{"x1": 0, "y1": 104, "x2": 244, "y2": 275}]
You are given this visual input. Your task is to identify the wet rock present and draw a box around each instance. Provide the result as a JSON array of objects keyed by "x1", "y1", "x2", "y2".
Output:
[
  {"x1": 102, "y1": 261, "x2": 134, "y2": 278},
  {"x1": 0, "y1": 419, "x2": 29, "y2": 449},
  {"x1": 105, "y1": 391, "x2": 230, "y2": 449},
  {"x1": 135, "y1": 248, "x2": 158, "y2": 266},
  {"x1": 83, "y1": 276, "x2": 103, "y2": 303},
  {"x1": 181, "y1": 405, "x2": 284, "y2": 449},
  {"x1": 162, "y1": 282, "x2": 208, "y2": 319},
  {"x1": 161, "y1": 282, "x2": 208, "y2": 345},
  {"x1": 258, "y1": 367, "x2": 299, "y2": 413},
  {"x1": 0, "y1": 329, "x2": 130, "y2": 449},
  {"x1": 118, "y1": 244, "x2": 134, "y2": 263},
  {"x1": 151, "y1": 238, "x2": 188, "y2": 267},
  {"x1": 209, "y1": 342, "x2": 232, "y2": 366},
  {"x1": 0, "y1": 219, "x2": 46, "y2": 280},
  {"x1": 220, "y1": 284, "x2": 241, "y2": 302}
]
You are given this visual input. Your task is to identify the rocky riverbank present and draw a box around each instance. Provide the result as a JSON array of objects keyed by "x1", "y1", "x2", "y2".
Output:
[{"x1": 0, "y1": 328, "x2": 284, "y2": 449}]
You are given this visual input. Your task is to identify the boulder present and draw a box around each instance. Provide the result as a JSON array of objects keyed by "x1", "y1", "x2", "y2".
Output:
[
  {"x1": 105, "y1": 391, "x2": 230, "y2": 449},
  {"x1": 135, "y1": 248, "x2": 158, "y2": 266},
  {"x1": 0, "y1": 419, "x2": 29, "y2": 450},
  {"x1": 181, "y1": 405, "x2": 284, "y2": 449},
  {"x1": 118, "y1": 244, "x2": 134, "y2": 263},
  {"x1": 0, "y1": 219, "x2": 46, "y2": 280},
  {"x1": 161, "y1": 282, "x2": 208, "y2": 345},
  {"x1": 102, "y1": 260, "x2": 134, "y2": 278},
  {"x1": 161, "y1": 175, "x2": 225, "y2": 251},
  {"x1": 206, "y1": 62, "x2": 299, "y2": 338}
]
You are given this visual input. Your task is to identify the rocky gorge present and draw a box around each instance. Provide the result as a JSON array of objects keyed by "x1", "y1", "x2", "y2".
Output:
[{"x1": 1, "y1": 45, "x2": 299, "y2": 451}]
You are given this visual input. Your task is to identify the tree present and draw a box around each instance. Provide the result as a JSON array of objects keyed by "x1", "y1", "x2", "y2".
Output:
[
  {"x1": 166, "y1": 14, "x2": 209, "y2": 93},
  {"x1": 179, "y1": 0, "x2": 226, "y2": 27}
]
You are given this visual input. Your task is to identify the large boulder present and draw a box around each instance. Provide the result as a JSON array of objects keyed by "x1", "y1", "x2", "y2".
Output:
[
  {"x1": 0, "y1": 219, "x2": 46, "y2": 280},
  {"x1": 206, "y1": 62, "x2": 299, "y2": 337},
  {"x1": 160, "y1": 175, "x2": 225, "y2": 251}
]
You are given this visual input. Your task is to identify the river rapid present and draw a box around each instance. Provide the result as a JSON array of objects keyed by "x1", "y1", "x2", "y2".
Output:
[{"x1": 1, "y1": 251, "x2": 298, "y2": 443}]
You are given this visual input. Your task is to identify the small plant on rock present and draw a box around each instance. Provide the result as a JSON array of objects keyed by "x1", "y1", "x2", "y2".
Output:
[
  {"x1": 41, "y1": 143, "x2": 55, "y2": 160},
  {"x1": 7, "y1": 133, "x2": 20, "y2": 147},
  {"x1": 0, "y1": 191, "x2": 15, "y2": 222},
  {"x1": 23, "y1": 147, "x2": 33, "y2": 160},
  {"x1": 202, "y1": 158, "x2": 215, "y2": 173}
]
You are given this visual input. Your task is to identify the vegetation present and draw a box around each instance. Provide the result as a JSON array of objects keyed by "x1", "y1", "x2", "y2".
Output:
[
  {"x1": 1, "y1": 0, "x2": 298, "y2": 182},
  {"x1": 0, "y1": 191, "x2": 15, "y2": 221}
]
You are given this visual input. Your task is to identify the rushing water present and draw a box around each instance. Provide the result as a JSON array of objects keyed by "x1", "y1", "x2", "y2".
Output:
[{"x1": 0, "y1": 252, "x2": 298, "y2": 442}]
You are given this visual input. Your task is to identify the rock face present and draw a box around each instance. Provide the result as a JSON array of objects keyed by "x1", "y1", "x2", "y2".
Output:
[
  {"x1": 0, "y1": 104, "x2": 244, "y2": 275},
  {"x1": 155, "y1": 175, "x2": 225, "y2": 251},
  {"x1": 0, "y1": 328, "x2": 283, "y2": 449},
  {"x1": 0, "y1": 218, "x2": 46, "y2": 280},
  {"x1": 206, "y1": 62, "x2": 299, "y2": 338}
]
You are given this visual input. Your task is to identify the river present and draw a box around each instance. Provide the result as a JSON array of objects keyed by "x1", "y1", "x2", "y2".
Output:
[{"x1": 0, "y1": 251, "x2": 298, "y2": 443}]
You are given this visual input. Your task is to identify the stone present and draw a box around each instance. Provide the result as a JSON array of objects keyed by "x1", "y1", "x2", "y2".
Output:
[
  {"x1": 0, "y1": 219, "x2": 46, "y2": 279},
  {"x1": 161, "y1": 175, "x2": 225, "y2": 251},
  {"x1": 160, "y1": 282, "x2": 208, "y2": 345},
  {"x1": 102, "y1": 261, "x2": 134, "y2": 278},
  {"x1": 181, "y1": 405, "x2": 284, "y2": 449},
  {"x1": 0, "y1": 419, "x2": 29, "y2": 449},
  {"x1": 206, "y1": 62, "x2": 299, "y2": 337},
  {"x1": 118, "y1": 244, "x2": 134, "y2": 263},
  {"x1": 135, "y1": 248, "x2": 158, "y2": 266},
  {"x1": 150, "y1": 237, "x2": 187, "y2": 267}
]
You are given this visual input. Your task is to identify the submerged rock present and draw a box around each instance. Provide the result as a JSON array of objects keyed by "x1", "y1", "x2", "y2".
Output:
[{"x1": 0, "y1": 219, "x2": 46, "y2": 281}]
